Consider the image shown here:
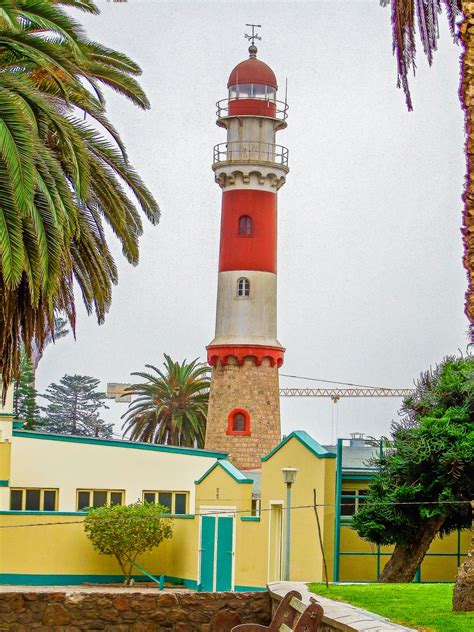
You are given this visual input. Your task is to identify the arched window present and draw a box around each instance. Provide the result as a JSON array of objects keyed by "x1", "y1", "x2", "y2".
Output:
[
  {"x1": 237, "y1": 277, "x2": 250, "y2": 298},
  {"x1": 239, "y1": 215, "x2": 252, "y2": 236},
  {"x1": 226, "y1": 409, "x2": 251, "y2": 436},
  {"x1": 232, "y1": 413, "x2": 246, "y2": 432}
]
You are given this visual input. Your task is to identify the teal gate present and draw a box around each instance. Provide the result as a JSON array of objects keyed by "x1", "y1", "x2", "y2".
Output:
[{"x1": 199, "y1": 515, "x2": 233, "y2": 591}]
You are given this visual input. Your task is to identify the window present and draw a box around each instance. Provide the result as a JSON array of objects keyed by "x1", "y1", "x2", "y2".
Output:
[
  {"x1": 76, "y1": 489, "x2": 124, "y2": 511},
  {"x1": 237, "y1": 277, "x2": 250, "y2": 298},
  {"x1": 251, "y1": 498, "x2": 261, "y2": 517},
  {"x1": 142, "y1": 491, "x2": 188, "y2": 515},
  {"x1": 239, "y1": 215, "x2": 253, "y2": 236},
  {"x1": 226, "y1": 408, "x2": 251, "y2": 436},
  {"x1": 340, "y1": 488, "x2": 367, "y2": 517},
  {"x1": 228, "y1": 84, "x2": 276, "y2": 101},
  {"x1": 10, "y1": 488, "x2": 58, "y2": 511},
  {"x1": 233, "y1": 413, "x2": 246, "y2": 432}
]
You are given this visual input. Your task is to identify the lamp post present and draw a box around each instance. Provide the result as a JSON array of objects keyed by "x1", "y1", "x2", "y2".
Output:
[{"x1": 282, "y1": 466, "x2": 298, "y2": 581}]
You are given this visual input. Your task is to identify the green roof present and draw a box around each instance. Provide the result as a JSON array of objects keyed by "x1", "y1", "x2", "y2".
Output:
[
  {"x1": 13, "y1": 430, "x2": 227, "y2": 459},
  {"x1": 195, "y1": 459, "x2": 254, "y2": 485},
  {"x1": 261, "y1": 430, "x2": 336, "y2": 462}
]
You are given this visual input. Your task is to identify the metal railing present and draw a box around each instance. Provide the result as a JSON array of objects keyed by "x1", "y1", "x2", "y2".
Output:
[
  {"x1": 213, "y1": 141, "x2": 289, "y2": 167},
  {"x1": 216, "y1": 98, "x2": 289, "y2": 121}
]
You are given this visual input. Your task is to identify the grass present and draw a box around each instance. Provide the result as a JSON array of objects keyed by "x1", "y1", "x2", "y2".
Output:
[{"x1": 308, "y1": 583, "x2": 474, "y2": 632}]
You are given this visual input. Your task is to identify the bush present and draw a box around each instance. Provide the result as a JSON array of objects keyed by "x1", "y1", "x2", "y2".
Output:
[{"x1": 84, "y1": 501, "x2": 173, "y2": 584}]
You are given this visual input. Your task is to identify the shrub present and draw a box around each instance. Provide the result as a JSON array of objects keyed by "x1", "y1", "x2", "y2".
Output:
[{"x1": 84, "y1": 501, "x2": 173, "y2": 584}]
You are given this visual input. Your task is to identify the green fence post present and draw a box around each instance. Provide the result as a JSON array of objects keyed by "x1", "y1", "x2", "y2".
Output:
[
  {"x1": 415, "y1": 566, "x2": 421, "y2": 583},
  {"x1": 333, "y1": 438, "x2": 343, "y2": 583},
  {"x1": 130, "y1": 561, "x2": 162, "y2": 588}
]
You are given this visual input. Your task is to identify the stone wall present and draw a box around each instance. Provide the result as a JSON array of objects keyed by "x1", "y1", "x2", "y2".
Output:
[
  {"x1": 0, "y1": 588, "x2": 272, "y2": 631},
  {"x1": 205, "y1": 357, "x2": 281, "y2": 470}
]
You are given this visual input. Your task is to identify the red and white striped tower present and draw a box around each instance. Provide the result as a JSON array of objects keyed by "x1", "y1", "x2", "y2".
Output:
[{"x1": 205, "y1": 29, "x2": 289, "y2": 469}]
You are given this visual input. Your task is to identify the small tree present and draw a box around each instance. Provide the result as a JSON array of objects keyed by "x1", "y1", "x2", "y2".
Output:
[
  {"x1": 352, "y1": 355, "x2": 474, "y2": 583},
  {"x1": 40, "y1": 375, "x2": 113, "y2": 437},
  {"x1": 83, "y1": 502, "x2": 173, "y2": 584},
  {"x1": 13, "y1": 349, "x2": 40, "y2": 429}
]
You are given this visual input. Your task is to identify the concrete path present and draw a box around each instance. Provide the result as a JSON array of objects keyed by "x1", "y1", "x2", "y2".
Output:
[{"x1": 267, "y1": 581, "x2": 417, "y2": 632}]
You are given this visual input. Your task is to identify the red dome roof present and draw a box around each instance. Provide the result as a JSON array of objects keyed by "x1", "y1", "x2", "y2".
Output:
[{"x1": 227, "y1": 57, "x2": 277, "y2": 89}]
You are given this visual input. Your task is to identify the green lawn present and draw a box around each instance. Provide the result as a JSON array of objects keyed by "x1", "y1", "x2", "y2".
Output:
[{"x1": 308, "y1": 583, "x2": 474, "y2": 632}]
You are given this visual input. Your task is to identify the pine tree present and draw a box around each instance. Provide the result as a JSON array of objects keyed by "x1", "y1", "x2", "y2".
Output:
[
  {"x1": 40, "y1": 375, "x2": 113, "y2": 438},
  {"x1": 13, "y1": 350, "x2": 39, "y2": 430},
  {"x1": 352, "y1": 355, "x2": 474, "y2": 583}
]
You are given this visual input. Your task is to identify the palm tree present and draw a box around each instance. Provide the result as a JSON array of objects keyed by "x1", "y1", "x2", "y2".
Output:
[
  {"x1": 383, "y1": 0, "x2": 472, "y2": 335},
  {"x1": 0, "y1": 0, "x2": 160, "y2": 396},
  {"x1": 121, "y1": 356, "x2": 210, "y2": 448},
  {"x1": 383, "y1": 3, "x2": 473, "y2": 601}
]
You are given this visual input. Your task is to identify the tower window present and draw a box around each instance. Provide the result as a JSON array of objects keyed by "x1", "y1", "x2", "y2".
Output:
[
  {"x1": 233, "y1": 413, "x2": 246, "y2": 432},
  {"x1": 239, "y1": 215, "x2": 253, "y2": 236},
  {"x1": 237, "y1": 277, "x2": 250, "y2": 298},
  {"x1": 227, "y1": 409, "x2": 251, "y2": 436}
]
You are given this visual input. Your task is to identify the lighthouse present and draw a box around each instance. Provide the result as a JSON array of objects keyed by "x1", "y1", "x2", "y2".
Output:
[{"x1": 205, "y1": 27, "x2": 289, "y2": 469}]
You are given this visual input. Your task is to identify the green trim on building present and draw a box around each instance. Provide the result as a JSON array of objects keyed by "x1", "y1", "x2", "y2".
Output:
[
  {"x1": 0, "y1": 480, "x2": 9, "y2": 487},
  {"x1": 195, "y1": 459, "x2": 254, "y2": 485},
  {"x1": 0, "y1": 510, "x2": 86, "y2": 516},
  {"x1": 0, "y1": 511, "x2": 195, "y2": 518},
  {"x1": 0, "y1": 413, "x2": 13, "y2": 418},
  {"x1": 234, "y1": 585, "x2": 266, "y2": 592},
  {"x1": 341, "y1": 474, "x2": 375, "y2": 480},
  {"x1": 240, "y1": 516, "x2": 260, "y2": 522},
  {"x1": 0, "y1": 573, "x2": 198, "y2": 588},
  {"x1": 261, "y1": 430, "x2": 336, "y2": 462},
  {"x1": 172, "y1": 514, "x2": 195, "y2": 519},
  {"x1": 13, "y1": 430, "x2": 227, "y2": 459},
  {"x1": 12, "y1": 421, "x2": 23, "y2": 429},
  {"x1": 165, "y1": 576, "x2": 197, "y2": 589}
]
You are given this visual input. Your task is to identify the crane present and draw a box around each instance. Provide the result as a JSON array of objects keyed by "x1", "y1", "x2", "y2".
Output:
[
  {"x1": 279, "y1": 387, "x2": 414, "y2": 402},
  {"x1": 107, "y1": 383, "x2": 414, "y2": 403}
]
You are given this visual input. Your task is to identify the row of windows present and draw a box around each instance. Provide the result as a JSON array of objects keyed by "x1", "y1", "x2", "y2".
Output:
[
  {"x1": 235, "y1": 215, "x2": 251, "y2": 298},
  {"x1": 10, "y1": 488, "x2": 57, "y2": 512},
  {"x1": 10, "y1": 488, "x2": 189, "y2": 514},
  {"x1": 11, "y1": 486, "x2": 365, "y2": 516},
  {"x1": 143, "y1": 491, "x2": 187, "y2": 515},
  {"x1": 228, "y1": 83, "x2": 277, "y2": 101}
]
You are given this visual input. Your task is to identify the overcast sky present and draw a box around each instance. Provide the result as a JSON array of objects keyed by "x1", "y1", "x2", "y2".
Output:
[{"x1": 36, "y1": 0, "x2": 468, "y2": 445}]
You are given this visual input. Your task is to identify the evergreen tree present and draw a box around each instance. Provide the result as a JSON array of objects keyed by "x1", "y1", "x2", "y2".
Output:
[
  {"x1": 13, "y1": 350, "x2": 39, "y2": 430},
  {"x1": 40, "y1": 375, "x2": 113, "y2": 438},
  {"x1": 352, "y1": 355, "x2": 474, "y2": 583}
]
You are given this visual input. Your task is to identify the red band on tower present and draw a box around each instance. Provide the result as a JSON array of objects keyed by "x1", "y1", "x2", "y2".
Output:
[{"x1": 219, "y1": 189, "x2": 277, "y2": 273}]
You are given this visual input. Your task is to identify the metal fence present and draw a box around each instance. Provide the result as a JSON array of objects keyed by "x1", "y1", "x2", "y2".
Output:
[
  {"x1": 333, "y1": 438, "x2": 467, "y2": 582},
  {"x1": 213, "y1": 141, "x2": 289, "y2": 167}
]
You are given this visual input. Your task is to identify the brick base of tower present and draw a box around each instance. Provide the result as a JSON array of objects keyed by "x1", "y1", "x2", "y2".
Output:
[{"x1": 205, "y1": 357, "x2": 281, "y2": 469}]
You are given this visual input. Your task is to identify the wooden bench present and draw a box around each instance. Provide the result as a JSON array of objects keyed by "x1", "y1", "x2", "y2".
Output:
[{"x1": 231, "y1": 589, "x2": 323, "y2": 632}]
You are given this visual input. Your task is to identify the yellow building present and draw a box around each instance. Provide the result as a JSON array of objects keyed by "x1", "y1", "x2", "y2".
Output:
[{"x1": 0, "y1": 394, "x2": 469, "y2": 588}]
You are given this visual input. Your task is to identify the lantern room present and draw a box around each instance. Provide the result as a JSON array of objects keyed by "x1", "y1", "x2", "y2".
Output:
[{"x1": 216, "y1": 44, "x2": 288, "y2": 127}]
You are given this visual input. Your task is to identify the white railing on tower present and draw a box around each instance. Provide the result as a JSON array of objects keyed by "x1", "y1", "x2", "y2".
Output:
[{"x1": 213, "y1": 141, "x2": 289, "y2": 167}]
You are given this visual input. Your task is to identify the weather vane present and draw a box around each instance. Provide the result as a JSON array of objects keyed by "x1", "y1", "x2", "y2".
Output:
[{"x1": 245, "y1": 24, "x2": 262, "y2": 47}]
